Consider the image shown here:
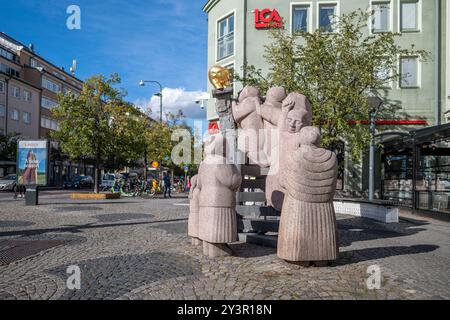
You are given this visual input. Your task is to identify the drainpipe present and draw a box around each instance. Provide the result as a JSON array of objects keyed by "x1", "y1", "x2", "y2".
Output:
[{"x1": 435, "y1": 0, "x2": 441, "y2": 126}]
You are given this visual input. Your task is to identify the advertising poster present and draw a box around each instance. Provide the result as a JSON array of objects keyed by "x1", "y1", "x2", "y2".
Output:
[{"x1": 17, "y1": 140, "x2": 48, "y2": 186}]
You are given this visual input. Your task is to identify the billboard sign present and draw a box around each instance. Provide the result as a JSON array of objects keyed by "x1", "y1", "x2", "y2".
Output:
[{"x1": 17, "y1": 140, "x2": 49, "y2": 186}]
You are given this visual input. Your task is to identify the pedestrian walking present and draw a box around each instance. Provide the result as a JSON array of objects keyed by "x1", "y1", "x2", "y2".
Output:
[{"x1": 163, "y1": 172, "x2": 172, "y2": 198}]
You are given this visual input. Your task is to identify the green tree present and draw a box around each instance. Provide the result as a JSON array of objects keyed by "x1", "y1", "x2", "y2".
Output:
[
  {"x1": 237, "y1": 9, "x2": 429, "y2": 160},
  {"x1": 52, "y1": 74, "x2": 147, "y2": 193},
  {"x1": 0, "y1": 133, "x2": 20, "y2": 162}
]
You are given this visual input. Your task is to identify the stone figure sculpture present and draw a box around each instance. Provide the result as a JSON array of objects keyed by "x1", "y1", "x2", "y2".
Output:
[
  {"x1": 277, "y1": 126, "x2": 339, "y2": 266},
  {"x1": 232, "y1": 86, "x2": 265, "y2": 165},
  {"x1": 198, "y1": 134, "x2": 242, "y2": 258},
  {"x1": 259, "y1": 92, "x2": 312, "y2": 211},
  {"x1": 188, "y1": 175, "x2": 202, "y2": 246}
]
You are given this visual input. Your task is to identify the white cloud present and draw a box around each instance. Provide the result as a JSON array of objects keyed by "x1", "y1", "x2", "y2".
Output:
[{"x1": 134, "y1": 88, "x2": 208, "y2": 121}]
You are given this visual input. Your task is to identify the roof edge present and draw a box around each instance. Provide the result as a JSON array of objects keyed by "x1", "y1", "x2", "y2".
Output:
[{"x1": 202, "y1": 0, "x2": 220, "y2": 13}]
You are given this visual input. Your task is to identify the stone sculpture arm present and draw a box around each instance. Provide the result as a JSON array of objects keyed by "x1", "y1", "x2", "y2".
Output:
[
  {"x1": 258, "y1": 103, "x2": 281, "y2": 127},
  {"x1": 215, "y1": 166, "x2": 242, "y2": 192},
  {"x1": 278, "y1": 100, "x2": 295, "y2": 132},
  {"x1": 232, "y1": 97, "x2": 259, "y2": 125}
]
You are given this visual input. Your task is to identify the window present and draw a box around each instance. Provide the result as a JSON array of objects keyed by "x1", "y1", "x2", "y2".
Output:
[
  {"x1": 24, "y1": 90, "x2": 32, "y2": 102},
  {"x1": 374, "y1": 58, "x2": 392, "y2": 88},
  {"x1": 11, "y1": 109, "x2": 19, "y2": 121},
  {"x1": 0, "y1": 63, "x2": 20, "y2": 77},
  {"x1": 30, "y1": 58, "x2": 44, "y2": 70},
  {"x1": 0, "y1": 104, "x2": 5, "y2": 117},
  {"x1": 318, "y1": 3, "x2": 338, "y2": 32},
  {"x1": 371, "y1": 1, "x2": 391, "y2": 32},
  {"x1": 41, "y1": 96, "x2": 58, "y2": 109},
  {"x1": 400, "y1": 56, "x2": 420, "y2": 88},
  {"x1": 292, "y1": 4, "x2": 311, "y2": 33},
  {"x1": 217, "y1": 14, "x2": 234, "y2": 61},
  {"x1": 23, "y1": 112, "x2": 31, "y2": 124},
  {"x1": 400, "y1": 0, "x2": 420, "y2": 32},
  {"x1": 0, "y1": 81, "x2": 4, "y2": 93},
  {"x1": 12, "y1": 86, "x2": 20, "y2": 98},
  {"x1": 0, "y1": 47, "x2": 17, "y2": 62},
  {"x1": 40, "y1": 117, "x2": 59, "y2": 130},
  {"x1": 42, "y1": 77, "x2": 61, "y2": 93}
]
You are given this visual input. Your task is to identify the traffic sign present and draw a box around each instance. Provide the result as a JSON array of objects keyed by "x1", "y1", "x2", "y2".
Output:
[{"x1": 151, "y1": 161, "x2": 160, "y2": 169}]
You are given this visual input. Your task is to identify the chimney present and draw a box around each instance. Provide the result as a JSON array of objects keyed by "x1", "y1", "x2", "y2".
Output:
[{"x1": 28, "y1": 43, "x2": 34, "y2": 52}]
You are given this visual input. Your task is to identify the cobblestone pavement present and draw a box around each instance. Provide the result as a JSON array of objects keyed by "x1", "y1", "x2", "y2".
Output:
[{"x1": 0, "y1": 191, "x2": 449, "y2": 300}]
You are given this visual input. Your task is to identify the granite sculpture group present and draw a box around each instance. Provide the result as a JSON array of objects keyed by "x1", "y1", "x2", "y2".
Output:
[{"x1": 188, "y1": 66, "x2": 339, "y2": 265}]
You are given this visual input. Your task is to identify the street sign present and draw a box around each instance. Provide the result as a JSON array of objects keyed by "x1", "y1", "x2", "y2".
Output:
[
  {"x1": 184, "y1": 166, "x2": 189, "y2": 173},
  {"x1": 151, "y1": 161, "x2": 160, "y2": 169},
  {"x1": 164, "y1": 155, "x2": 170, "y2": 161}
]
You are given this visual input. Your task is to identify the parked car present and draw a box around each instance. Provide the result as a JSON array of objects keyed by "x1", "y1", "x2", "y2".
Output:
[
  {"x1": 63, "y1": 175, "x2": 94, "y2": 189},
  {"x1": 101, "y1": 173, "x2": 116, "y2": 189},
  {"x1": 0, "y1": 174, "x2": 17, "y2": 191}
]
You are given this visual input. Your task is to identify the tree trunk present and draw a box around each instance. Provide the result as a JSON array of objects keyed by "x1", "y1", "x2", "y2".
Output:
[{"x1": 94, "y1": 153, "x2": 100, "y2": 194}]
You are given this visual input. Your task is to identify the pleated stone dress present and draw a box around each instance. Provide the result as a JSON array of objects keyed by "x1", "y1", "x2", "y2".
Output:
[
  {"x1": 197, "y1": 156, "x2": 242, "y2": 245},
  {"x1": 277, "y1": 144, "x2": 339, "y2": 263},
  {"x1": 188, "y1": 175, "x2": 201, "y2": 242}
]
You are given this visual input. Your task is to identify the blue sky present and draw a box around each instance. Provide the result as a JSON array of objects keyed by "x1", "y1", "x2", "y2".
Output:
[{"x1": 0, "y1": 0, "x2": 209, "y2": 127}]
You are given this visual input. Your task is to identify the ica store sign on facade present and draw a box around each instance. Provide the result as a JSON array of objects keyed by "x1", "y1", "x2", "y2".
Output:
[{"x1": 254, "y1": 9, "x2": 283, "y2": 29}]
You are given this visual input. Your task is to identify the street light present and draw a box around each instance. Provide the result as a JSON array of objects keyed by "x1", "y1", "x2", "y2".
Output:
[
  {"x1": 139, "y1": 80, "x2": 163, "y2": 122},
  {"x1": 368, "y1": 96, "x2": 383, "y2": 202}
]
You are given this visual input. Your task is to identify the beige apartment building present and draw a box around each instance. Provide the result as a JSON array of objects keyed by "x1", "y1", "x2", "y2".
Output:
[{"x1": 0, "y1": 32, "x2": 90, "y2": 183}]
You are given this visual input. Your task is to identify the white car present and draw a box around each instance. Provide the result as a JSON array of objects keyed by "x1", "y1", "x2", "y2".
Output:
[
  {"x1": 0, "y1": 174, "x2": 17, "y2": 191},
  {"x1": 100, "y1": 173, "x2": 116, "y2": 189}
]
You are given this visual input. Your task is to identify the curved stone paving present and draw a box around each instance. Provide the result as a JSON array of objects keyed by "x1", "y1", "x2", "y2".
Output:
[{"x1": 0, "y1": 191, "x2": 449, "y2": 300}]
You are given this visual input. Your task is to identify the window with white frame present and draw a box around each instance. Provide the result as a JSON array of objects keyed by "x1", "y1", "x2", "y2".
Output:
[
  {"x1": 30, "y1": 58, "x2": 44, "y2": 70},
  {"x1": 0, "y1": 104, "x2": 5, "y2": 117},
  {"x1": 400, "y1": 0, "x2": 420, "y2": 32},
  {"x1": 12, "y1": 86, "x2": 20, "y2": 98},
  {"x1": 41, "y1": 96, "x2": 58, "y2": 110},
  {"x1": 217, "y1": 14, "x2": 234, "y2": 61},
  {"x1": 24, "y1": 90, "x2": 32, "y2": 102},
  {"x1": 42, "y1": 77, "x2": 61, "y2": 93},
  {"x1": 400, "y1": 56, "x2": 420, "y2": 87},
  {"x1": 374, "y1": 57, "x2": 392, "y2": 87},
  {"x1": 318, "y1": 3, "x2": 338, "y2": 32},
  {"x1": 292, "y1": 4, "x2": 311, "y2": 33},
  {"x1": 40, "y1": 117, "x2": 59, "y2": 130},
  {"x1": 11, "y1": 109, "x2": 19, "y2": 121},
  {"x1": 22, "y1": 112, "x2": 31, "y2": 124},
  {"x1": 371, "y1": 1, "x2": 391, "y2": 32},
  {"x1": 0, "y1": 81, "x2": 4, "y2": 93}
]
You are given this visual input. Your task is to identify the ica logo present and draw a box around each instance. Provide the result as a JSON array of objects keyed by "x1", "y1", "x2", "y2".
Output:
[{"x1": 254, "y1": 9, "x2": 283, "y2": 29}]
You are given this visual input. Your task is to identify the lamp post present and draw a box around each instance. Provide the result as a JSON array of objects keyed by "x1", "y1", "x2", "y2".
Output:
[
  {"x1": 139, "y1": 80, "x2": 163, "y2": 122},
  {"x1": 368, "y1": 96, "x2": 383, "y2": 201}
]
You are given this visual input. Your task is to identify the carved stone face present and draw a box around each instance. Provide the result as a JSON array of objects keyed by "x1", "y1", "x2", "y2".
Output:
[{"x1": 286, "y1": 109, "x2": 309, "y2": 133}]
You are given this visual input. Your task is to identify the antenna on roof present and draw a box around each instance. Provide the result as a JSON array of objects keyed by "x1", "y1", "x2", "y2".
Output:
[{"x1": 70, "y1": 59, "x2": 77, "y2": 75}]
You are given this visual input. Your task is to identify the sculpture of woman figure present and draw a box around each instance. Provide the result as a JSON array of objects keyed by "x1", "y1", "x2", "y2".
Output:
[
  {"x1": 231, "y1": 86, "x2": 265, "y2": 165},
  {"x1": 188, "y1": 175, "x2": 202, "y2": 246},
  {"x1": 258, "y1": 92, "x2": 312, "y2": 211},
  {"x1": 198, "y1": 134, "x2": 242, "y2": 258},
  {"x1": 278, "y1": 126, "x2": 339, "y2": 266}
]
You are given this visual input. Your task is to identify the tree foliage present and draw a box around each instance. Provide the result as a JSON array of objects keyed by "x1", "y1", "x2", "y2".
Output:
[
  {"x1": 236, "y1": 9, "x2": 429, "y2": 159},
  {"x1": 0, "y1": 132, "x2": 20, "y2": 162},
  {"x1": 51, "y1": 74, "x2": 148, "y2": 192}
]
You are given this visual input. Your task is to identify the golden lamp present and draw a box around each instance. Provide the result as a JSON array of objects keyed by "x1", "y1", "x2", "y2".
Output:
[{"x1": 208, "y1": 65, "x2": 231, "y2": 90}]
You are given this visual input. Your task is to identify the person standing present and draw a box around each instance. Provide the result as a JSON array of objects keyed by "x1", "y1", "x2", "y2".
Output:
[{"x1": 163, "y1": 172, "x2": 172, "y2": 198}]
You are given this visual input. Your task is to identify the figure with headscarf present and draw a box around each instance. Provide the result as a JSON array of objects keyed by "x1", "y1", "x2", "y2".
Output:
[
  {"x1": 197, "y1": 134, "x2": 242, "y2": 258},
  {"x1": 278, "y1": 126, "x2": 339, "y2": 266}
]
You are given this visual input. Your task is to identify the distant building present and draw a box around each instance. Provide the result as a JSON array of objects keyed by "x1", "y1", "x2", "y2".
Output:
[
  {"x1": 202, "y1": 0, "x2": 449, "y2": 195},
  {"x1": 0, "y1": 32, "x2": 91, "y2": 183}
]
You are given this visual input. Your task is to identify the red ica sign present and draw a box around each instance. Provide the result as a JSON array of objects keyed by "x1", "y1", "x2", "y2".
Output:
[{"x1": 254, "y1": 9, "x2": 282, "y2": 29}]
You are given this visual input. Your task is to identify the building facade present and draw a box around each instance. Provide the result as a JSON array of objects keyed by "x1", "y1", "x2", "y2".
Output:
[
  {"x1": 0, "y1": 32, "x2": 91, "y2": 183},
  {"x1": 203, "y1": 0, "x2": 449, "y2": 194}
]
